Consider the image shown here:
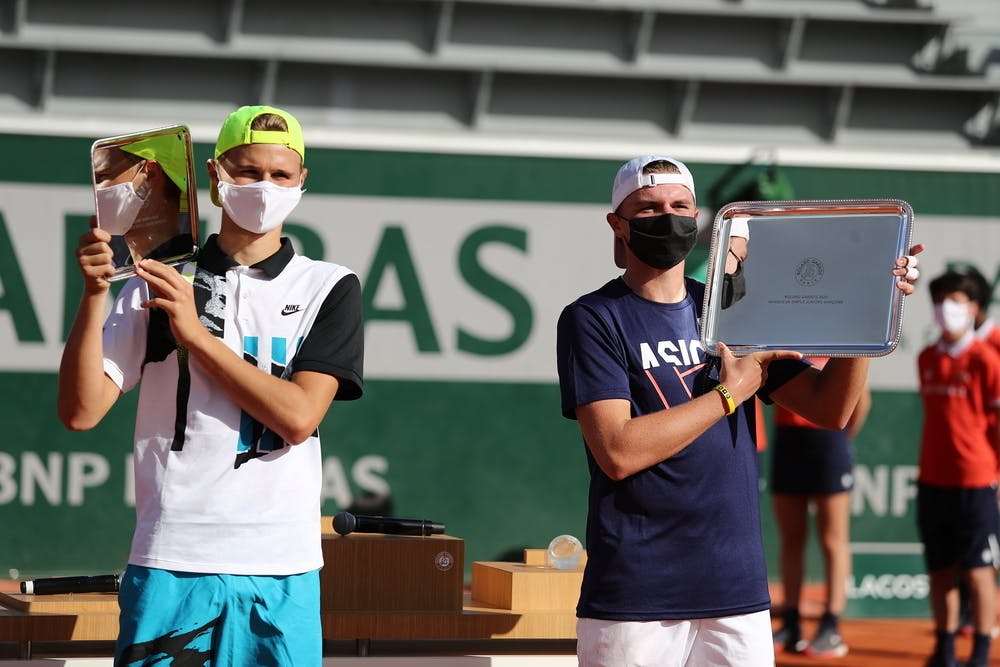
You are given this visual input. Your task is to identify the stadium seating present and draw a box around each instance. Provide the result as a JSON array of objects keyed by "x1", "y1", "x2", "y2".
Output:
[{"x1": 0, "y1": 0, "x2": 996, "y2": 149}]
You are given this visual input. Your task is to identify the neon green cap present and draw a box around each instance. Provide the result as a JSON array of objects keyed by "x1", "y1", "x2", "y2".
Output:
[{"x1": 214, "y1": 105, "x2": 305, "y2": 163}]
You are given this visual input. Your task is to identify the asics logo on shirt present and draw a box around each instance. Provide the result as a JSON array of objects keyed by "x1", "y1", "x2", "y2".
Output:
[
  {"x1": 639, "y1": 338, "x2": 704, "y2": 369},
  {"x1": 281, "y1": 304, "x2": 303, "y2": 316}
]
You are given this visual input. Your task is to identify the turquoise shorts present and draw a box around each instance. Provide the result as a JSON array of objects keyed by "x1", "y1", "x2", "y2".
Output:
[{"x1": 115, "y1": 564, "x2": 321, "y2": 666}]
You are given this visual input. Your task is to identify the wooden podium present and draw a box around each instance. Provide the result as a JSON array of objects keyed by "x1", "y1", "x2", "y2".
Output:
[
  {"x1": 320, "y1": 532, "x2": 464, "y2": 612},
  {"x1": 320, "y1": 537, "x2": 583, "y2": 643},
  {"x1": 471, "y1": 557, "x2": 585, "y2": 611}
]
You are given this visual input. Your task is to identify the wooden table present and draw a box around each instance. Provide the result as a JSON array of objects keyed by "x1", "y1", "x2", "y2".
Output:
[
  {"x1": 0, "y1": 531, "x2": 582, "y2": 660},
  {"x1": 0, "y1": 591, "x2": 577, "y2": 660},
  {"x1": 0, "y1": 591, "x2": 119, "y2": 659}
]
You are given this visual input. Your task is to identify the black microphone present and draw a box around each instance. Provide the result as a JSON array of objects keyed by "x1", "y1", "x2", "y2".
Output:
[
  {"x1": 20, "y1": 574, "x2": 120, "y2": 595},
  {"x1": 332, "y1": 511, "x2": 445, "y2": 536}
]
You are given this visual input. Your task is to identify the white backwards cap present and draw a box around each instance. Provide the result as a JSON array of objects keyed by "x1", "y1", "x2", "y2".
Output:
[{"x1": 611, "y1": 155, "x2": 696, "y2": 211}]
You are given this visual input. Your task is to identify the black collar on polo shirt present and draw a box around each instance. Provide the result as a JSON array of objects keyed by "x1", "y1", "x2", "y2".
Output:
[{"x1": 196, "y1": 234, "x2": 295, "y2": 278}]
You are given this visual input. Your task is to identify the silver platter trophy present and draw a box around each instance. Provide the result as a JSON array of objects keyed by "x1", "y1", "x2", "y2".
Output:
[
  {"x1": 701, "y1": 199, "x2": 914, "y2": 357},
  {"x1": 91, "y1": 124, "x2": 200, "y2": 281}
]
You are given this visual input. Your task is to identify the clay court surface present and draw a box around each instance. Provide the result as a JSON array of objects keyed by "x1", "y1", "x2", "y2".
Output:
[
  {"x1": 772, "y1": 615, "x2": 984, "y2": 666},
  {"x1": 772, "y1": 584, "x2": 1000, "y2": 666}
]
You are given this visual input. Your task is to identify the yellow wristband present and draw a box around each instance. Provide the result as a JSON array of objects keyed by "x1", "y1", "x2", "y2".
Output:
[{"x1": 714, "y1": 384, "x2": 736, "y2": 416}]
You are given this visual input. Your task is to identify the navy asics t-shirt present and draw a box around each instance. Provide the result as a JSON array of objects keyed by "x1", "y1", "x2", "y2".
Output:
[{"x1": 556, "y1": 276, "x2": 806, "y2": 621}]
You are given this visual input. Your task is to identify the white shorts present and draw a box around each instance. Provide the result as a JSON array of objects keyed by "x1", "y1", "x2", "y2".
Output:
[{"x1": 577, "y1": 610, "x2": 774, "y2": 667}]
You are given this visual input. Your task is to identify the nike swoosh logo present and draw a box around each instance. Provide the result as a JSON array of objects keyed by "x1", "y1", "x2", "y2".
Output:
[{"x1": 281, "y1": 305, "x2": 303, "y2": 316}]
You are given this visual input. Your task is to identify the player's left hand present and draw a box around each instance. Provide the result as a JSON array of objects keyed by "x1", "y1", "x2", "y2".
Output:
[
  {"x1": 718, "y1": 342, "x2": 803, "y2": 405},
  {"x1": 893, "y1": 243, "x2": 925, "y2": 296},
  {"x1": 135, "y1": 258, "x2": 205, "y2": 348}
]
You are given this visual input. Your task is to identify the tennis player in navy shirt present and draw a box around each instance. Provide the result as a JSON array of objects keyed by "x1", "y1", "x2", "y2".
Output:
[{"x1": 556, "y1": 155, "x2": 924, "y2": 666}]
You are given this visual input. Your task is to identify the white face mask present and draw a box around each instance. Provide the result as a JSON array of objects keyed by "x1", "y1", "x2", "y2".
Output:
[
  {"x1": 934, "y1": 298, "x2": 973, "y2": 336},
  {"x1": 95, "y1": 165, "x2": 148, "y2": 236},
  {"x1": 217, "y1": 179, "x2": 303, "y2": 234}
]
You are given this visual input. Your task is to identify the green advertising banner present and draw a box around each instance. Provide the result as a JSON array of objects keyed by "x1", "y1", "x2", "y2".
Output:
[{"x1": 0, "y1": 132, "x2": 997, "y2": 619}]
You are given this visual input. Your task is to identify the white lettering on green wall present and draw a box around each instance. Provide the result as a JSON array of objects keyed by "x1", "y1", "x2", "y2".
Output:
[
  {"x1": 0, "y1": 452, "x2": 109, "y2": 506},
  {"x1": 0, "y1": 451, "x2": 389, "y2": 510},
  {"x1": 847, "y1": 573, "x2": 929, "y2": 600},
  {"x1": 851, "y1": 464, "x2": 918, "y2": 518}
]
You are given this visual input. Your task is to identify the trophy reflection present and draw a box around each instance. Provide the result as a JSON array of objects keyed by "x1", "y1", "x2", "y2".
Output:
[
  {"x1": 91, "y1": 125, "x2": 198, "y2": 281},
  {"x1": 721, "y1": 215, "x2": 749, "y2": 309}
]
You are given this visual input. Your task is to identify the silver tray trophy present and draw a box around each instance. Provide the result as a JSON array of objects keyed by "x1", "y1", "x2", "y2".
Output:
[
  {"x1": 701, "y1": 199, "x2": 914, "y2": 357},
  {"x1": 91, "y1": 124, "x2": 199, "y2": 281}
]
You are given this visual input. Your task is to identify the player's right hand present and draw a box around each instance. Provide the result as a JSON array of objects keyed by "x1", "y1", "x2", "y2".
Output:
[
  {"x1": 717, "y1": 342, "x2": 802, "y2": 404},
  {"x1": 76, "y1": 217, "x2": 115, "y2": 293}
]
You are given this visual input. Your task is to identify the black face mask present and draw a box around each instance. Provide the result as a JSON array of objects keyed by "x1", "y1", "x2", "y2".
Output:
[
  {"x1": 721, "y1": 258, "x2": 746, "y2": 309},
  {"x1": 625, "y1": 213, "x2": 698, "y2": 270}
]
